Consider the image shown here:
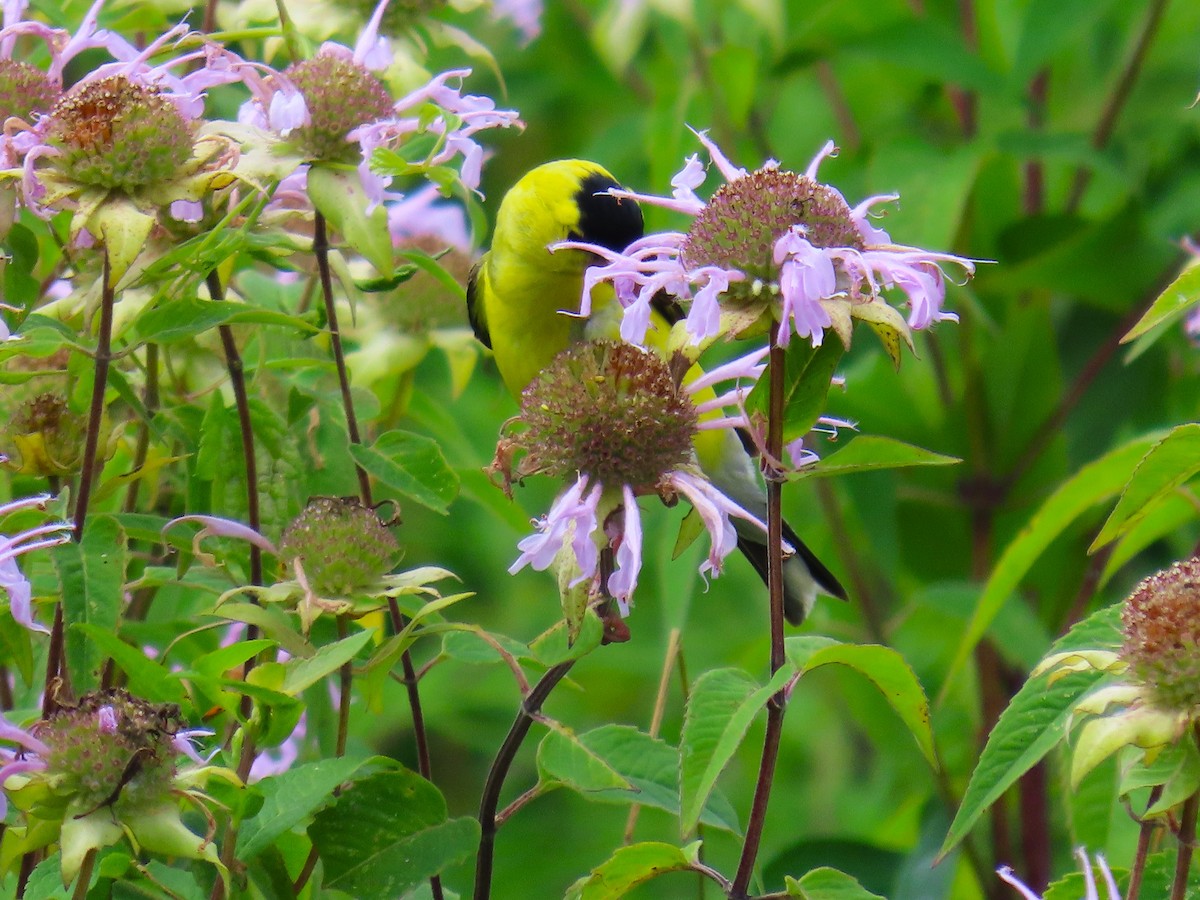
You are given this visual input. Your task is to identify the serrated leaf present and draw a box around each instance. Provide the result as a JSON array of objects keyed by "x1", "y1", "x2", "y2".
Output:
[
  {"x1": 792, "y1": 436, "x2": 959, "y2": 479},
  {"x1": 1091, "y1": 424, "x2": 1200, "y2": 551},
  {"x1": 307, "y1": 165, "x2": 393, "y2": 276},
  {"x1": 786, "y1": 640, "x2": 936, "y2": 768},
  {"x1": 237, "y1": 756, "x2": 386, "y2": 860},
  {"x1": 349, "y1": 431, "x2": 458, "y2": 513},
  {"x1": 55, "y1": 516, "x2": 126, "y2": 691},
  {"x1": 942, "y1": 434, "x2": 1157, "y2": 700},
  {"x1": 785, "y1": 867, "x2": 886, "y2": 899},
  {"x1": 1121, "y1": 261, "x2": 1200, "y2": 345},
  {"x1": 310, "y1": 770, "x2": 478, "y2": 896},
  {"x1": 564, "y1": 842, "x2": 698, "y2": 900},
  {"x1": 938, "y1": 604, "x2": 1122, "y2": 861},
  {"x1": 680, "y1": 665, "x2": 794, "y2": 835}
]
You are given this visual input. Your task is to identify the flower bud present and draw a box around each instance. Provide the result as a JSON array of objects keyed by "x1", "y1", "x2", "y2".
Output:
[{"x1": 279, "y1": 497, "x2": 399, "y2": 597}]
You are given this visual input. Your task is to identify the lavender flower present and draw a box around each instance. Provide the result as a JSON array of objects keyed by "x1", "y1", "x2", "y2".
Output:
[
  {"x1": 998, "y1": 849, "x2": 1120, "y2": 899},
  {"x1": 558, "y1": 129, "x2": 975, "y2": 351},
  {"x1": 0, "y1": 492, "x2": 72, "y2": 633},
  {"x1": 501, "y1": 342, "x2": 780, "y2": 615}
]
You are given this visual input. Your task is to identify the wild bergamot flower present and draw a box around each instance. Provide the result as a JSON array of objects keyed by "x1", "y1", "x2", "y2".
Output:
[
  {"x1": 0, "y1": 492, "x2": 72, "y2": 633},
  {"x1": 0, "y1": 689, "x2": 232, "y2": 886},
  {"x1": 1036, "y1": 558, "x2": 1200, "y2": 788},
  {"x1": 559, "y1": 129, "x2": 976, "y2": 352},
  {"x1": 498, "y1": 341, "x2": 784, "y2": 616}
]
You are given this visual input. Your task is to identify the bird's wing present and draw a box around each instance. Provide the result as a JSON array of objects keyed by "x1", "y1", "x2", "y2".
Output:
[{"x1": 466, "y1": 257, "x2": 491, "y2": 349}]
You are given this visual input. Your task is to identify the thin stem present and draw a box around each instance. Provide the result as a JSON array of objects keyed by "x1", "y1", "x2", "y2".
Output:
[
  {"x1": 71, "y1": 850, "x2": 96, "y2": 900},
  {"x1": 1127, "y1": 785, "x2": 1163, "y2": 900},
  {"x1": 208, "y1": 273, "x2": 264, "y2": 589},
  {"x1": 474, "y1": 661, "x2": 575, "y2": 900},
  {"x1": 1066, "y1": 0, "x2": 1168, "y2": 212},
  {"x1": 1171, "y1": 791, "x2": 1198, "y2": 900},
  {"x1": 949, "y1": 0, "x2": 978, "y2": 137},
  {"x1": 731, "y1": 329, "x2": 789, "y2": 898},
  {"x1": 44, "y1": 253, "x2": 114, "y2": 715},
  {"x1": 814, "y1": 481, "x2": 886, "y2": 643},
  {"x1": 1024, "y1": 69, "x2": 1049, "y2": 216},
  {"x1": 313, "y1": 212, "x2": 372, "y2": 505},
  {"x1": 1017, "y1": 762, "x2": 1050, "y2": 894}
]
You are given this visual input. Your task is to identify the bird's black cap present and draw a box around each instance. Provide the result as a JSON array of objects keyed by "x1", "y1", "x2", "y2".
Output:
[{"x1": 571, "y1": 172, "x2": 644, "y2": 253}]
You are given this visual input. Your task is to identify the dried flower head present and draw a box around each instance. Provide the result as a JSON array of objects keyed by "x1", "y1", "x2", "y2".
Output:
[{"x1": 1121, "y1": 557, "x2": 1200, "y2": 713}]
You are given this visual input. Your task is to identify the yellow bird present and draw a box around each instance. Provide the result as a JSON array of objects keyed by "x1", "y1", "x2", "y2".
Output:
[{"x1": 468, "y1": 160, "x2": 846, "y2": 624}]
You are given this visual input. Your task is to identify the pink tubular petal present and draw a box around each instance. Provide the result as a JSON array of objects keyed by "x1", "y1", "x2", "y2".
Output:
[
  {"x1": 803, "y1": 139, "x2": 839, "y2": 182},
  {"x1": 690, "y1": 126, "x2": 746, "y2": 183},
  {"x1": 995, "y1": 866, "x2": 1042, "y2": 900},
  {"x1": 605, "y1": 486, "x2": 642, "y2": 615},
  {"x1": 0, "y1": 713, "x2": 49, "y2": 756},
  {"x1": 353, "y1": 0, "x2": 394, "y2": 70},
  {"x1": 164, "y1": 515, "x2": 279, "y2": 556}
]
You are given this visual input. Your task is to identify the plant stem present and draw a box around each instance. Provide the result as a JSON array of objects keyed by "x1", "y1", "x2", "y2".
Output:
[
  {"x1": 43, "y1": 253, "x2": 114, "y2": 716},
  {"x1": 1066, "y1": 0, "x2": 1168, "y2": 212},
  {"x1": 731, "y1": 329, "x2": 789, "y2": 898},
  {"x1": 336, "y1": 615, "x2": 352, "y2": 757},
  {"x1": 474, "y1": 661, "x2": 575, "y2": 900},
  {"x1": 71, "y1": 850, "x2": 96, "y2": 900},
  {"x1": 1128, "y1": 785, "x2": 1163, "y2": 900},
  {"x1": 1171, "y1": 791, "x2": 1199, "y2": 900},
  {"x1": 312, "y1": 212, "x2": 372, "y2": 505}
]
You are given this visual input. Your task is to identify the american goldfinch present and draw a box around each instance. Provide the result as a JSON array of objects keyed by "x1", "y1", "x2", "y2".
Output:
[{"x1": 468, "y1": 160, "x2": 846, "y2": 623}]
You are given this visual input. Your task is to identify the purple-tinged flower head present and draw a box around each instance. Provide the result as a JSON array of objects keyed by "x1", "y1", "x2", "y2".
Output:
[
  {"x1": 500, "y1": 341, "x2": 777, "y2": 614},
  {"x1": 998, "y1": 848, "x2": 1120, "y2": 899},
  {"x1": 0, "y1": 688, "x2": 222, "y2": 882},
  {"x1": 0, "y1": 493, "x2": 72, "y2": 634},
  {"x1": 562, "y1": 130, "x2": 975, "y2": 349},
  {"x1": 347, "y1": 67, "x2": 522, "y2": 208}
]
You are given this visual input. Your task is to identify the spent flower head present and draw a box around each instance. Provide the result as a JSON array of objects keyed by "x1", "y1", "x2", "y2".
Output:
[
  {"x1": 560, "y1": 129, "x2": 975, "y2": 352},
  {"x1": 1035, "y1": 558, "x2": 1200, "y2": 793},
  {"x1": 499, "y1": 341, "x2": 781, "y2": 616}
]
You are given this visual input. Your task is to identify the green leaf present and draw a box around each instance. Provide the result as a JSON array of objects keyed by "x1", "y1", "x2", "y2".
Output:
[
  {"x1": 554, "y1": 725, "x2": 741, "y2": 833},
  {"x1": 237, "y1": 756, "x2": 385, "y2": 860},
  {"x1": 261, "y1": 627, "x2": 375, "y2": 696},
  {"x1": 129, "y1": 297, "x2": 317, "y2": 345},
  {"x1": 785, "y1": 867, "x2": 886, "y2": 899},
  {"x1": 1091, "y1": 424, "x2": 1200, "y2": 551},
  {"x1": 89, "y1": 196, "x2": 155, "y2": 286},
  {"x1": 785, "y1": 640, "x2": 937, "y2": 769},
  {"x1": 307, "y1": 165, "x2": 393, "y2": 277},
  {"x1": 310, "y1": 770, "x2": 479, "y2": 896},
  {"x1": 55, "y1": 516, "x2": 126, "y2": 691},
  {"x1": 792, "y1": 436, "x2": 960, "y2": 479},
  {"x1": 537, "y1": 725, "x2": 633, "y2": 793},
  {"x1": 1121, "y1": 261, "x2": 1200, "y2": 345},
  {"x1": 1011, "y1": 0, "x2": 1124, "y2": 82},
  {"x1": 564, "y1": 842, "x2": 699, "y2": 900},
  {"x1": 680, "y1": 665, "x2": 795, "y2": 835},
  {"x1": 71, "y1": 624, "x2": 184, "y2": 704},
  {"x1": 212, "y1": 602, "x2": 312, "y2": 660},
  {"x1": 745, "y1": 337, "x2": 845, "y2": 444},
  {"x1": 938, "y1": 603, "x2": 1122, "y2": 861},
  {"x1": 349, "y1": 431, "x2": 459, "y2": 514},
  {"x1": 941, "y1": 434, "x2": 1157, "y2": 699}
]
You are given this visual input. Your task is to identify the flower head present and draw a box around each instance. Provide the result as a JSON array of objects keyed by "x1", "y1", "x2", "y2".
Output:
[
  {"x1": 280, "y1": 496, "x2": 400, "y2": 599},
  {"x1": 1035, "y1": 558, "x2": 1200, "y2": 791},
  {"x1": 0, "y1": 689, "x2": 227, "y2": 885},
  {"x1": 561, "y1": 130, "x2": 975, "y2": 350},
  {"x1": 500, "y1": 341, "x2": 778, "y2": 616}
]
